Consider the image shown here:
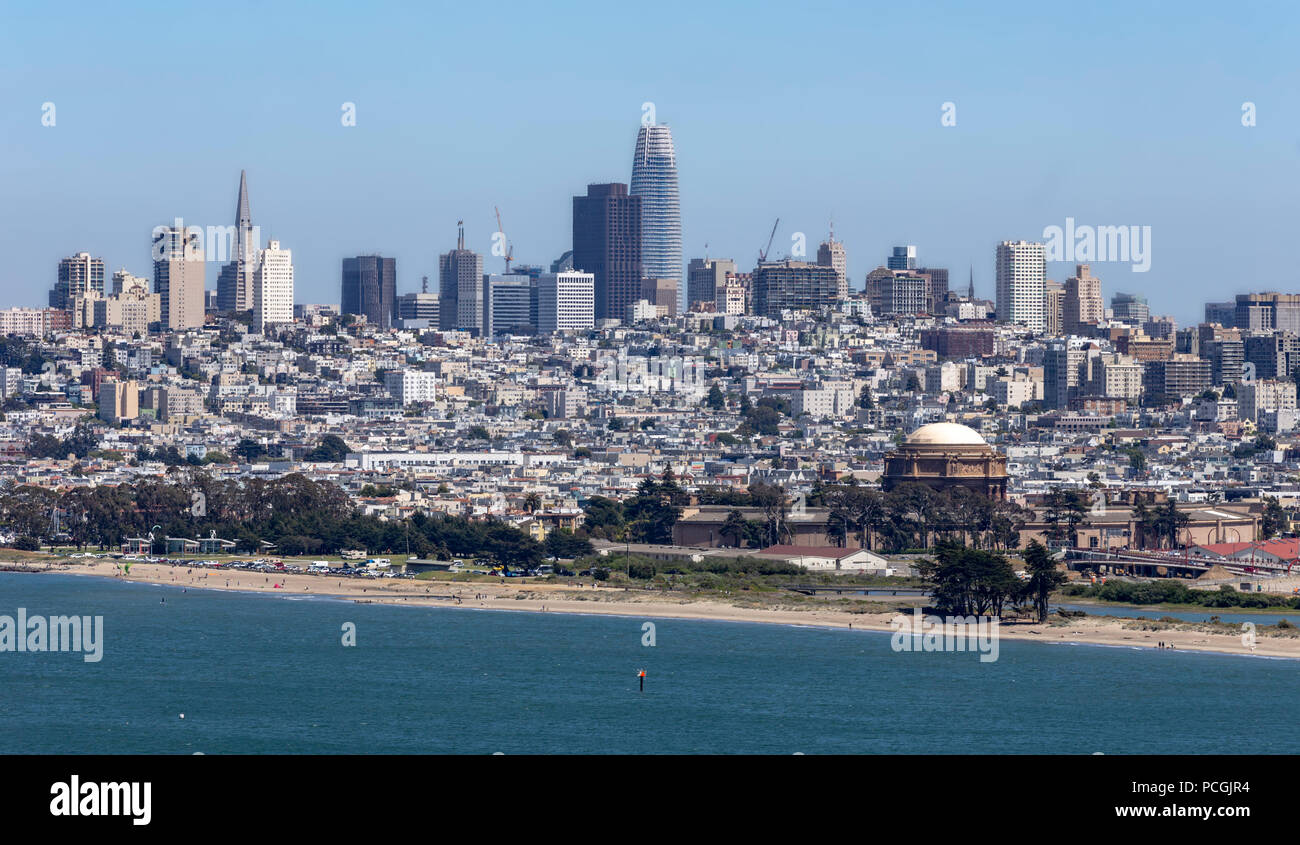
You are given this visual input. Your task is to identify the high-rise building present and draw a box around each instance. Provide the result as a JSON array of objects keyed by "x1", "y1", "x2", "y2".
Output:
[
  {"x1": 98, "y1": 380, "x2": 139, "y2": 424},
  {"x1": 573, "y1": 183, "x2": 641, "y2": 323},
  {"x1": 253, "y1": 240, "x2": 294, "y2": 332},
  {"x1": 1043, "y1": 280, "x2": 1064, "y2": 337},
  {"x1": 1111, "y1": 292, "x2": 1150, "y2": 325},
  {"x1": 341, "y1": 255, "x2": 396, "y2": 328},
  {"x1": 438, "y1": 223, "x2": 484, "y2": 334},
  {"x1": 686, "y1": 258, "x2": 737, "y2": 309},
  {"x1": 397, "y1": 276, "x2": 439, "y2": 323},
  {"x1": 550, "y1": 250, "x2": 575, "y2": 273},
  {"x1": 995, "y1": 240, "x2": 1046, "y2": 332},
  {"x1": 383, "y1": 370, "x2": 438, "y2": 405},
  {"x1": 1044, "y1": 343, "x2": 1085, "y2": 409},
  {"x1": 1092, "y1": 355, "x2": 1143, "y2": 402},
  {"x1": 153, "y1": 226, "x2": 206, "y2": 331},
  {"x1": 916, "y1": 267, "x2": 949, "y2": 313},
  {"x1": 879, "y1": 271, "x2": 931, "y2": 316},
  {"x1": 753, "y1": 260, "x2": 842, "y2": 318},
  {"x1": 51, "y1": 253, "x2": 106, "y2": 310},
  {"x1": 92, "y1": 274, "x2": 160, "y2": 336},
  {"x1": 483, "y1": 274, "x2": 533, "y2": 337},
  {"x1": 1244, "y1": 333, "x2": 1300, "y2": 380},
  {"x1": 216, "y1": 170, "x2": 259, "y2": 313},
  {"x1": 863, "y1": 266, "x2": 893, "y2": 314},
  {"x1": 1205, "y1": 301, "x2": 1235, "y2": 327},
  {"x1": 1238, "y1": 379, "x2": 1298, "y2": 422},
  {"x1": 887, "y1": 246, "x2": 917, "y2": 271},
  {"x1": 398, "y1": 294, "x2": 439, "y2": 323},
  {"x1": 1143, "y1": 355, "x2": 1212, "y2": 399},
  {"x1": 1063, "y1": 264, "x2": 1103, "y2": 335},
  {"x1": 1203, "y1": 336, "x2": 1245, "y2": 387},
  {"x1": 630, "y1": 124, "x2": 682, "y2": 307},
  {"x1": 536, "y1": 271, "x2": 595, "y2": 334},
  {"x1": 640, "y1": 277, "x2": 678, "y2": 317},
  {"x1": 110, "y1": 269, "x2": 149, "y2": 296},
  {"x1": 817, "y1": 235, "x2": 847, "y2": 298},
  {"x1": 1234, "y1": 293, "x2": 1300, "y2": 334},
  {"x1": 716, "y1": 275, "x2": 747, "y2": 315}
]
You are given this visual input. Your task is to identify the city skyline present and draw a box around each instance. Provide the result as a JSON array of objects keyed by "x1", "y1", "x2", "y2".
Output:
[{"x1": 4, "y1": 2, "x2": 1299, "y2": 326}]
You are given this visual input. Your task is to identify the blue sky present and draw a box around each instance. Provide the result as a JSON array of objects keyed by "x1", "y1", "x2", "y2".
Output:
[{"x1": 2, "y1": 0, "x2": 1298, "y2": 324}]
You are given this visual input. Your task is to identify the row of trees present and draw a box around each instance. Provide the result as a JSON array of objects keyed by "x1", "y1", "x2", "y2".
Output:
[
  {"x1": 818, "y1": 482, "x2": 1031, "y2": 552},
  {"x1": 0, "y1": 474, "x2": 591, "y2": 570},
  {"x1": 585, "y1": 475, "x2": 1033, "y2": 554}
]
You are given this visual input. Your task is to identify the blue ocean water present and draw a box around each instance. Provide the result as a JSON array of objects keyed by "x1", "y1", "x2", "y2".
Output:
[{"x1": 2, "y1": 573, "x2": 1298, "y2": 754}]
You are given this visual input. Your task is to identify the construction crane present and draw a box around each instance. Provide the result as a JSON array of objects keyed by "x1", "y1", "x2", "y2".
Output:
[
  {"x1": 758, "y1": 218, "x2": 780, "y2": 262},
  {"x1": 493, "y1": 206, "x2": 514, "y2": 272}
]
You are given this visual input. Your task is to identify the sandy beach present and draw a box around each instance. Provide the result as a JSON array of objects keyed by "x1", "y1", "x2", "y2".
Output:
[{"x1": 11, "y1": 559, "x2": 1299, "y2": 660}]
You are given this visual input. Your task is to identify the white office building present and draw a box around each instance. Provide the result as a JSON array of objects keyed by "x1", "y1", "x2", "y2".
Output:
[
  {"x1": 253, "y1": 240, "x2": 294, "y2": 331},
  {"x1": 383, "y1": 370, "x2": 438, "y2": 405},
  {"x1": 995, "y1": 240, "x2": 1046, "y2": 333},
  {"x1": 537, "y1": 271, "x2": 595, "y2": 333}
]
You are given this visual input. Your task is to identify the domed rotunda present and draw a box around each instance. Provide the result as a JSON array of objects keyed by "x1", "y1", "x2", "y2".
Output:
[{"x1": 881, "y1": 423, "x2": 1008, "y2": 500}]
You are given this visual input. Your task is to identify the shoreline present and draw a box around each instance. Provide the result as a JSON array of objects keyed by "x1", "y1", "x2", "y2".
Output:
[{"x1": 11, "y1": 560, "x2": 1300, "y2": 660}]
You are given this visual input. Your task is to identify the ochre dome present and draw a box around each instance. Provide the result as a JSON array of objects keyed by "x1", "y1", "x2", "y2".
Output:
[{"x1": 905, "y1": 422, "x2": 987, "y2": 447}]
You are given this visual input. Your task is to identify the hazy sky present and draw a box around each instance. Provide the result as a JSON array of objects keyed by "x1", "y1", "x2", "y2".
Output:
[{"x1": 3, "y1": 0, "x2": 1298, "y2": 325}]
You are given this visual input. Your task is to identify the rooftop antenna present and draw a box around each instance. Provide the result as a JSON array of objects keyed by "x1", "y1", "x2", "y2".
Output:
[
  {"x1": 422, "y1": 275, "x2": 429, "y2": 294},
  {"x1": 457, "y1": 220, "x2": 465, "y2": 251}
]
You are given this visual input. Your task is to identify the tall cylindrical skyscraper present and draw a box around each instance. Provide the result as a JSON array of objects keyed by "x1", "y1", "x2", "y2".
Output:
[{"x1": 630, "y1": 123, "x2": 682, "y2": 306}]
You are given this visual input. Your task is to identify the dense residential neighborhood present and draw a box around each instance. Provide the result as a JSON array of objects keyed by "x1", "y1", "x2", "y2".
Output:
[{"x1": 2, "y1": 256, "x2": 1297, "y2": 574}]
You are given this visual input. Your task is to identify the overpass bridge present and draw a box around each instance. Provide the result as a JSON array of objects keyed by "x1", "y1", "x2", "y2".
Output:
[{"x1": 1065, "y1": 548, "x2": 1292, "y2": 579}]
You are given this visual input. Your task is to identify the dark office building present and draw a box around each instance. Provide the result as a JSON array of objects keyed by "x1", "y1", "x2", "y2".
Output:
[
  {"x1": 1202, "y1": 337, "x2": 1245, "y2": 387},
  {"x1": 1245, "y1": 333, "x2": 1300, "y2": 380},
  {"x1": 341, "y1": 255, "x2": 397, "y2": 328},
  {"x1": 438, "y1": 224, "x2": 484, "y2": 334},
  {"x1": 916, "y1": 267, "x2": 949, "y2": 313},
  {"x1": 483, "y1": 274, "x2": 534, "y2": 337},
  {"x1": 573, "y1": 183, "x2": 642, "y2": 322},
  {"x1": 1143, "y1": 356, "x2": 1211, "y2": 399},
  {"x1": 752, "y1": 260, "x2": 842, "y2": 318}
]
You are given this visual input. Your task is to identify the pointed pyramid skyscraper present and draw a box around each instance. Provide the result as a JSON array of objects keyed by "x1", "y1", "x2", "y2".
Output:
[
  {"x1": 236, "y1": 169, "x2": 251, "y2": 231},
  {"x1": 217, "y1": 170, "x2": 259, "y2": 313}
]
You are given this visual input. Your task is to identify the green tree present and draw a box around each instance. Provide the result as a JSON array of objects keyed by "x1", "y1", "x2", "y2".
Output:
[
  {"x1": 918, "y1": 541, "x2": 1020, "y2": 617},
  {"x1": 544, "y1": 529, "x2": 593, "y2": 559},
  {"x1": 1022, "y1": 540, "x2": 1065, "y2": 623},
  {"x1": 1262, "y1": 496, "x2": 1288, "y2": 539},
  {"x1": 705, "y1": 384, "x2": 725, "y2": 410},
  {"x1": 304, "y1": 434, "x2": 350, "y2": 462}
]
